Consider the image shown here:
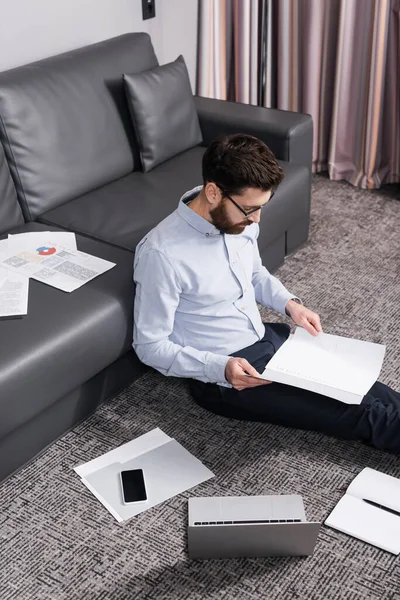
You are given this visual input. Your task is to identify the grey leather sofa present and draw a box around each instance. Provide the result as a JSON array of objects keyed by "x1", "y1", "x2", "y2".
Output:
[{"x1": 0, "y1": 33, "x2": 313, "y2": 481}]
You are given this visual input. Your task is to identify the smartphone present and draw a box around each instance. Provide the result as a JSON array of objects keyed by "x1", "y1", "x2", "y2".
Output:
[{"x1": 120, "y1": 468, "x2": 148, "y2": 504}]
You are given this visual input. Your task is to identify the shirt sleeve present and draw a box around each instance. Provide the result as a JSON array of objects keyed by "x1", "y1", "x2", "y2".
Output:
[
  {"x1": 133, "y1": 245, "x2": 231, "y2": 386},
  {"x1": 251, "y1": 226, "x2": 301, "y2": 315}
]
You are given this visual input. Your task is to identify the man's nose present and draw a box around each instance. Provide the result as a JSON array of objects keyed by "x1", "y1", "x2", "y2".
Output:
[{"x1": 248, "y1": 210, "x2": 261, "y2": 224}]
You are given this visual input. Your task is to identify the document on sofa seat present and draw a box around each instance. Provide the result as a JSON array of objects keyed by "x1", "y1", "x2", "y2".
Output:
[
  {"x1": 8, "y1": 231, "x2": 77, "y2": 251},
  {"x1": 325, "y1": 468, "x2": 400, "y2": 554},
  {"x1": 1, "y1": 237, "x2": 115, "y2": 292},
  {"x1": 74, "y1": 428, "x2": 215, "y2": 522},
  {"x1": 260, "y1": 327, "x2": 385, "y2": 404},
  {"x1": 0, "y1": 265, "x2": 29, "y2": 317},
  {"x1": 0, "y1": 238, "x2": 8, "y2": 260}
]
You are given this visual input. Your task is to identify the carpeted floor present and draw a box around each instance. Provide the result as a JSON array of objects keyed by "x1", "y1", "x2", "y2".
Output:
[{"x1": 1, "y1": 175, "x2": 400, "y2": 600}]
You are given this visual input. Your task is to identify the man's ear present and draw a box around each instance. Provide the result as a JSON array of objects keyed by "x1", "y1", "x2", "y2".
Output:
[{"x1": 204, "y1": 182, "x2": 222, "y2": 207}]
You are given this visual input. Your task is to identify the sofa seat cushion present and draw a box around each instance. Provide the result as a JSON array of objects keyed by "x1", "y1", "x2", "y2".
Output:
[
  {"x1": 39, "y1": 146, "x2": 206, "y2": 251},
  {"x1": 0, "y1": 223, "x2": 135, "y2": 440},
  {"x1": 39, "y1": 147, "x2": 310, "y2": 253}
]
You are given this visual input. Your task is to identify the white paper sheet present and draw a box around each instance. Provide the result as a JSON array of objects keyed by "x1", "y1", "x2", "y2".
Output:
[
  {"x1": 0, "y1": 238, "x2": 8, "y2": 261},
  {"x1": 0, "y1": 266, "x2": 29, "y2": 317},
  {"x1": 74, "y1": 428, "x2": 172, "y2": 478},
  {"x1": 325, "y1": 468, "x2": 400, "y2": 554},
  {"x1": 74, "y1": 428, "x2": 215, "y2": 522},
  {"x1": 8, "y1": 231, "x2": 77, "y2": 251},
  {"x1": 347, "y1": 467, "x2": 400, "y2": 514},
  {"x1": 1, "y1": 239, "x2": 115, "y2": 292},
  {"x1": 261, "y1": 328, "x2": 386, "y2": 404}
]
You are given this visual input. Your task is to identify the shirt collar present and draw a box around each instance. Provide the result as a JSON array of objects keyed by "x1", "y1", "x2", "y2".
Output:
[{"x1": 177, "y1": 186, "x2": 221, "y2": 237}]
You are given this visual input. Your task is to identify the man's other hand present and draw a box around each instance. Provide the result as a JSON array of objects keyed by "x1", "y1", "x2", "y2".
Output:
[
  {"x1": 286, "y1": 300, "x2": 323, "y2": 336},
  {"x1": 225, "y1": 357, "x2": 272, "y2": 391}
]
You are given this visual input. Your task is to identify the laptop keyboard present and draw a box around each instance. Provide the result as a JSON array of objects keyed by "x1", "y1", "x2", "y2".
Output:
[{"x1": 193, "y1": 519, "x2": 302, "y2": 525}]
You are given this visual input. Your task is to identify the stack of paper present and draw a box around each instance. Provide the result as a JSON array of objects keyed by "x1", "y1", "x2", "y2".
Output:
[
  {"x1": 2, "y1": 232, "x2": 115, "y2": 293},
  {"x1": 325, "y1": 468, "x2": 400, "y2": 554},
  {"x1": 0, "y1": 231, "x2": 116, "y2": 316},
  {"x1": 74, "y1": 428, "x2": 215, "y2": 522},
  {"x1": 0, "y1": 266, "x2": 29, "y2": 318},
  {"x1": 8, "y1": 231, "x2": 78, "y2": 251},
  {"x1": 260, "y1": 328, "x2": 386, "y2": 404}
]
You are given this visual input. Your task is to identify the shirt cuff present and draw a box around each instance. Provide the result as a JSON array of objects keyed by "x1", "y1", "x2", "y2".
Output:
[
  {"x1": 273, "y1": 291, "x2": 300, "y2": 315},
  {"x1": 204, "y1": 353, "x2": 231, "y2": 385},
  {"x1": 284, "y1": 296, "x2": 303, "y2": 316}
]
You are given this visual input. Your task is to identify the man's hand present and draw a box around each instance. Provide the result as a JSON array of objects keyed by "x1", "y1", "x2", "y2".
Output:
[
  {"x1": 286, "y1": 300, "x2": 322, "y2": 336},
  {"x1": 225, "y1": 357, "x2": 272, "y2": 391}
]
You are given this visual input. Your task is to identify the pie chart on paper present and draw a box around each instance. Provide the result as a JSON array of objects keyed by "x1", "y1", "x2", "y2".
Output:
[{"x1": 36, "y1": 246, "x2": 56, "y2": 256}]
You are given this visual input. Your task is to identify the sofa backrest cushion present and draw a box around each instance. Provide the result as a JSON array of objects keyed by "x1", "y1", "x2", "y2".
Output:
[
  {"x1": 124, "y1": 55, "x2": 202, "y2": 172},
  {"x1": 0, "y1": 143, "x2": 24, "y2": 234},
  {"x1": 0, "y1": 33, "x2": 158, "y2": 221}
]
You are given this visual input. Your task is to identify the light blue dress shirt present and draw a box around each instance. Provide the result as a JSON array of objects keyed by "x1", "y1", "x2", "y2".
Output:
[{"x1": 133, "y1": 186, "x2": 298, "y2": 387}]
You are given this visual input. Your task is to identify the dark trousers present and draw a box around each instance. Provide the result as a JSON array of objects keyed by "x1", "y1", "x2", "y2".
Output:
[{"x1": 189, "y1": 323, "x2": 400, "y2": 454}]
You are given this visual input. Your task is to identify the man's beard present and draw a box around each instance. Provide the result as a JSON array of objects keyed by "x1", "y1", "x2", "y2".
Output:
[{"x1": 210, "y1": 201, "x2": 252, "y2": 235}]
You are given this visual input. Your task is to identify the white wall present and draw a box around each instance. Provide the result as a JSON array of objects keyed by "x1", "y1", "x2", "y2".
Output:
[{"x1": 0, "y1": 0, "x2": 198, "y2": 89}]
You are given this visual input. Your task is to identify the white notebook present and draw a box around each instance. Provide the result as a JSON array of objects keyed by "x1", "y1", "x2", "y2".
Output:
[
  {"x1": 260, "y1": 328, "x2": 386, "y2": 404},
  {"x1": 325, "y1": 468, "x2": 400, "y2": 554}
]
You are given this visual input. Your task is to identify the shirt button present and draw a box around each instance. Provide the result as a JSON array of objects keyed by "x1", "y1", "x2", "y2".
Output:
[
  {"x1": 243, "y1": 288, "x2": 247, "y2": 293},
  {"x1": 206, "y1": 233, "x2": 210, "y2": 237},
  {"x1": 241, "y1": 306, "x2": 246, "y2": 310}
]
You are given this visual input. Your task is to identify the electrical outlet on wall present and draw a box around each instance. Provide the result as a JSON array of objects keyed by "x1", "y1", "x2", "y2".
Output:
[{"x1": 142, "y1": 0, "x2": 156, "y2": 20}]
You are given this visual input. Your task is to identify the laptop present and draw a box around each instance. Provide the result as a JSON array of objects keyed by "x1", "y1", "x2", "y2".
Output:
[{"x1": 188, "y1": 495, "x2": 321, "y2": 559}]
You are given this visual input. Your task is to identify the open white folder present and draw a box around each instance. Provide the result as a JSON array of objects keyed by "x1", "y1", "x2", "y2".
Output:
[
  {"x1": 325, "y1": 468, "x2": 400, "y2": 554},
  {"x1": 74, "y1": 428, "x2": 215, "y2": 522},
  {"x1": 260, "y1": 328, "x2": 386, "y2": 404}
]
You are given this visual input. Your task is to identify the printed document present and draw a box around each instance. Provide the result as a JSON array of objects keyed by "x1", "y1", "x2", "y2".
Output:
[
  {"x1": 0, "y1": 266, "x2": 29, "y2": 317},
  {"x1": 8, "y1": 231, "x2": 77, "y2": 251},
  {"x1": 325, "y1": 468, "x2": 400, "y2": 554},
  {"x1": 0, "y1": 238, "x2": 8, "y2": 263},
  {"x1": 260, "y1": 327, "x2": 385, "y2": 404},
  {"x1": 1, "y1": 237, "x2": 115, "y2": 292}
]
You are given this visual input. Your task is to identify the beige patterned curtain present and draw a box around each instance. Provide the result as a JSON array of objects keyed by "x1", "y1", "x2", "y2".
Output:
[{"x1": 197, "y1": 0, "x2": 400, "y2": 190}]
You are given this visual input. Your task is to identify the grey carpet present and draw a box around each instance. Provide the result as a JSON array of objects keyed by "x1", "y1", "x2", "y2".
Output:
[{"x1": 1, "y1": 175, "x2": 400, "y2": 600}]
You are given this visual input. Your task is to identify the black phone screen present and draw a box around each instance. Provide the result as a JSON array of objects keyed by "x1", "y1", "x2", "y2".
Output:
[{"x1": 121, "y1": 469, "x2": 147, "y2": 503}]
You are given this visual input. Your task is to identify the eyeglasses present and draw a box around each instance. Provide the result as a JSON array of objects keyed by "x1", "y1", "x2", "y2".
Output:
[{"x1": 219, "y1": 188, "x2": 275, "y2": 218}]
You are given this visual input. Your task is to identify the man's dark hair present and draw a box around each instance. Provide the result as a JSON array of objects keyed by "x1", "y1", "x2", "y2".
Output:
[{"x1": 202, "y1": 133, "x2": 284, "y2": 196}]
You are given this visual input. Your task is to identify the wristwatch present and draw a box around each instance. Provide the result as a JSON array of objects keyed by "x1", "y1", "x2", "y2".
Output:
[{"x1": 285, "y1": 297, "x2": 302, "y2": 316}]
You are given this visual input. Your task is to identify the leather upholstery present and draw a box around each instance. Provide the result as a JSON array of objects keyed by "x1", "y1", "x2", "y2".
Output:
[
  {"x1": 194, "y1": 96, "x2": 313, "y2": 172},
  {"x1": 40, "y1": 146, "x2": 206, "y2": 250},
  {"x1": 0, "y1": 142, "x2": 24, "y2": 234},
  {"x1": 0, "y1": 352, "x2": 145, "y2": 482},
  {"x1": 124, "y1": 55, "x2": 202, "y2": 171},
  {"x1": 39, "y1": 147, "x2": 310, "y2": 258},
  {"x1": 258, "y1": 161, "x2": 310, "y2": 257},
  {"x1": 0, "y1": 34, "x2": 313, "y2": 480},
  {"x1": 0, "y1": 33, "x2": 158, "y2": 221},
  {"x1": 0, "y1": 222, "x2": 135, "y2": 441}
]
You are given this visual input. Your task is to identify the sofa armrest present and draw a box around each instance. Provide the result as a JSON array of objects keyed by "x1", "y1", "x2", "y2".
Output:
[{"x1": 194, "y1": 96, "x2": 313, "y2": 171}]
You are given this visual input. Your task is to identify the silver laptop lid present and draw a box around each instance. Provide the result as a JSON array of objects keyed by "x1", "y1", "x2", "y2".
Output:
[
  {"x1": 188, "y1": 496, "x2": 320, "y2": 559},
  {"x1": 189, "y1": 495, "x2": 306, "y2": 525}
]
